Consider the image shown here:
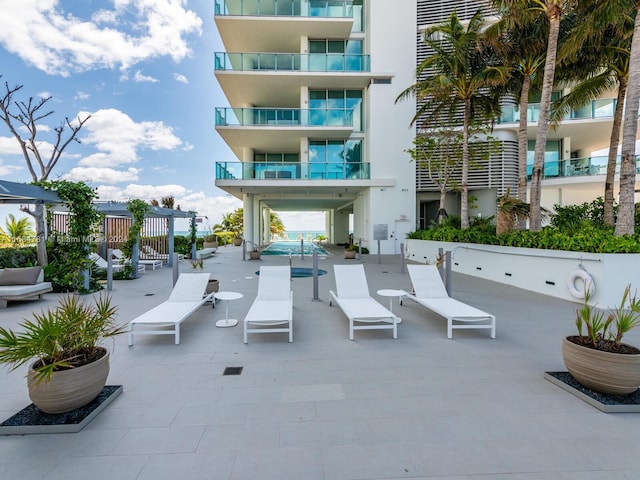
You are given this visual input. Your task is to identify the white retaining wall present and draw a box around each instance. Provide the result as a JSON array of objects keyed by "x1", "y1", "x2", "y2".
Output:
[{"x1": 405, "y1": 239, "x2": 640, "y2": 307}]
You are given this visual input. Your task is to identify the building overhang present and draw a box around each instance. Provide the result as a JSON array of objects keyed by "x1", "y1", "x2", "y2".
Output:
[
  {"x1": 215, "y1": 71, "x2": 373, "y2": 107},
  {"x1": 215, "y1": 16, "x2": 354, "y2": 52}
]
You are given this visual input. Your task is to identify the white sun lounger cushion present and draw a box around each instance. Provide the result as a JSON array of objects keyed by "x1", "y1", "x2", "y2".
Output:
[
  {"x1": 406, "y1": 265, "x2": 496, "y2": 339},
  {"x1": 330, "y1": 264, "x2": 399, "y2": 340},
  {"x1": 128, "y1": 273, "x2": 213, "y2": 345},
  {"x1": 243, "y1": 266, "x2": 293, "y2": 343}
]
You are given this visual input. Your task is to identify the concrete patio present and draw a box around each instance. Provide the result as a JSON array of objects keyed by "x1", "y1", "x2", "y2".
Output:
[{"x1": 2, "y1": 245, "x2": 640, "y2": 479}]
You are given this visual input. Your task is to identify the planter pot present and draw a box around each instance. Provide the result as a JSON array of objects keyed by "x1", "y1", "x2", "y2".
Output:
[
  {"x1": 249, "y1": 250, "x2": 261, "y2": 260},
  {"x1": 562, "y1": 336, "x2": 640, "y2": 395},
  {"x1": 233, "y1": 238, "x2": 243, "y2": 247},
  {"x1": 344, "y1": 250, "x2": 356, "y2": 259},
  {"x1": 28, "y1": 348, "x2": 110, "y2": 414},
  {"x1": 203, "y1": 241, "x2": 218, "y2": 249},
  {"x1": 206, "y1": 279, "x2": 220, "y2": 294}
]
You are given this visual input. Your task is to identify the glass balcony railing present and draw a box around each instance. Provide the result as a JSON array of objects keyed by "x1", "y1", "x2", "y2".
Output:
[
  {"x1": 500, "y1": 98, "x2": 618, "y2": 124},
  {"x1": 216, "y1": 161, "x2": 370, "y2": 180},
  {"x1": 215, "y1": 107, "x2": 354, "y2": 127},
  {"x1": 526, "y1": 156, "x2": 640, "y2": 179},
  {"x1": 214, "y1": 0, "x2": 356, "y2": 18},
  {"x1": 215, "y1": 52, "x2": 370, "y2": 72}
]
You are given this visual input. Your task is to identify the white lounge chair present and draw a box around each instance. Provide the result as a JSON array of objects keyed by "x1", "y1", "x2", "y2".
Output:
[
  {"x1": 243, "y1": 266, "x2": 293, "y2": 344},
  {"x1": 111, "y1": 248, "x2": 163, "y2": 270},
  {"x1": 128, "y1": 273, "x2": 215, "y2": 345},
  {"x1": 89, "y1": 252, "x2": 145, "y2": 275},
  {"x1": 141, "y1": 245, "x2": 185, "y2": 262},
  {"x1": 329, "y1": 264, "x2": 399, "y2": 340},
  {"x1": 404, "y1": 264, "x2": 496, "y2": 339}
]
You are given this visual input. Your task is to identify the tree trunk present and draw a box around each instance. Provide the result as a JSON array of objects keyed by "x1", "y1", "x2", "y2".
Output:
[
  {"x1": 518, "y1": 75, "x2": 531, "y2": 204},
  {"x1": 438, "y1": 187, "x2": 447, "y2": 224},
  {"x1": 530, "y1": 14, "x2": 561, "y2": 231},
  {"x1": 22, "y1": 203, "x2": 48, "y2": 266},
  {"x1": 604, "y1": 76, "x2": 626, "y2": 226},
  {"x1": 615, "y1": 9, "x2": 640, "y2": 236},
  {"x1": 460, "y1": 98, "x2": 471, "y2": 230}
]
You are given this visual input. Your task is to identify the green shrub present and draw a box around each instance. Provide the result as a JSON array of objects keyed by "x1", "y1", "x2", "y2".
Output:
[{"x1": 0, "y1": 246, "x2": 37, "y2": 268}]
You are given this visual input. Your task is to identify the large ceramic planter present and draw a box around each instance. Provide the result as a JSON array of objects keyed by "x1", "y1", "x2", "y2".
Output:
[
  {"x1": 28, "y1": 348, "x2": 110, "y2": 414},
  {"x1": 562, "y1": 336, "x2": 640, "y2": 395},
  {"x1": 203, "y1": 241, "x2": 218, "y2": 249},
  {"x1": 344, "y1": 250, "x2": 356, "y2": 259},
  {"x1": 206, "y1": 278, "x2": 220, "y2": 294},
  {"x1": 233, "y1": 238, "x2": 242, "y2": 247},
  {"x1": 249, "y1": 250, "x2": 261, "y2": 260}
]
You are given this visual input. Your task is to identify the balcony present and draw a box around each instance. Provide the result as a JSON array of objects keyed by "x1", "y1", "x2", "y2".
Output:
[
  {"x1": 527, "y1": 156, "x2": 640, "y2": 180},
  {"x1": 216, "y1": 161, "x2": 370, "y2": 180},
  {"x1": 215, "y1": 0, "x2": 359, "y2": 52},
  {"x1": 214, "y1": 0, "x2": 357, "y2": 18},
  {"x1": 215, "y1": 52, "x2": 370, "y2": 72},
  {"x1": 216, "y1": 107, "x2": 353, "y2": 127},
  {"x1": 499, "y1": 98, "x2": 617, "y2": 124},
  {"x1": 215, "y1": 108, "x2": 354, "y2": 156}
]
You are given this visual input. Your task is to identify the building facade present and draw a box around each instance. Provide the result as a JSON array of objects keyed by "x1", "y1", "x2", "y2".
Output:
[
  {"x1": 214, "y1": 0, "x2": 638, "y2": 247},
  {"x1": 214, "y1": 0, "x2": 416, "y2": 254}
]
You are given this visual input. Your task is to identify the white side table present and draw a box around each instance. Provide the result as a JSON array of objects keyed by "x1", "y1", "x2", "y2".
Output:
[
  {"x1": 377, "y1": 289, "x2": 405, "y2": 323},
  {"x1": 214, "y1": 291, "x2": 243, "y2": 328}
]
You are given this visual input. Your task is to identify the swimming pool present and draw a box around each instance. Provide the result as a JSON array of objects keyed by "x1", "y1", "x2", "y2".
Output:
[
  {"x1": 256, "y1": 267, "x2": 328, "y2": 278},
  {"x1": 261, "y1": 241, "x2": 329, "y2": 256}
]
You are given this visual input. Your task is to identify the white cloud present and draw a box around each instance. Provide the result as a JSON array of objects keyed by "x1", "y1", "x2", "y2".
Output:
[
  {"x1": 0, "y1": 136, "x2": 24, "y2": 155},
  {"x1": 95, "y1": 184, "x2": 242, "y2": 224},
  {"x1": 133, "y1": 70, "x2": 158, "y2": 83},
  {"x1": 0, "y1": 0, "x2": 203, "y2": 76},
  {"x1": 78, "y1": 108, "x2": 184, "y2": 167},
  {"x1": 173, "y1": 73, "x2": 188, "y2": 84},
  {"x1": 75, "y1": 91, "x2": 90, "y2": 100},
  {"x1": 64, "y1": 166, "x2": 140, "y2": 184},
  {"x1": 0, "y1": 160, "x2": 23, "y2": 176},
  {"x1": 277, "y1": 211, "x2": 326, "y2": 231}
]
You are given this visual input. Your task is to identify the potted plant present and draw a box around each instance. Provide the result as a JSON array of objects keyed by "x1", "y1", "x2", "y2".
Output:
[
  {"x1": 0, "y1": 294, "x2": 126, "y2": 414},
  {"x1": 562, "y1": 285, "x2": 640, "y2": 395},
  {"x1": 249, "y1": 247, "x2": 261, "y2": 260},
  {"x1": 233, "y1": 236, "x2": 243, "y2": 247},
  {"x1": 203, "y1": 234, "x2": 218, "y2": 249}
]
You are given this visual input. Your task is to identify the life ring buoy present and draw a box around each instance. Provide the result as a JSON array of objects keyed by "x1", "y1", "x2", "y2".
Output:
[{"x1": 567, "y1": 269, "x2": 595, "y2": 299}]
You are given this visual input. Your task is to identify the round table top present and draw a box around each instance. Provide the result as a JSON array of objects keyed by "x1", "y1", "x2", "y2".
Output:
[
  {"x1": 377, "y1": 289, "x2": 405, "y2": 297},
  {"x1": 214, "y1": 291, "x2": 243, "y2": 301}
]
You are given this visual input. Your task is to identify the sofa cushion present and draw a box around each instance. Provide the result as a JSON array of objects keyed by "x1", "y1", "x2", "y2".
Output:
[{"x1": 0, "y1": 266, "x2": 43, "y2": 286}]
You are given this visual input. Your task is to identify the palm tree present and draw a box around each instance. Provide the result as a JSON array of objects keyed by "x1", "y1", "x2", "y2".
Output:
[
  {"x1": 486, "y1": 10, "x2": 547, "y2": 205},
  {"x1": 554, "y1": 1, "x2": 634, "y2": 226},
  {"x1": 0, "y1": 214, "x2": 36, "y2": 246},
  {"x1": 396, "y1": 10, "x2": 505, "y2": 229},
  {"x1": 615, "y1": 2, "x2": 640, "y2": 236}
]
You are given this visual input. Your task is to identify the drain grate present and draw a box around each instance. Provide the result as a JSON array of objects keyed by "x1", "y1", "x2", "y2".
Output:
[
  {"x1": 144, "y1": 293, "x2": 155, "y2": 296},
  {"x1": 223, "y1": 366, "x2": 243, "y2": 376}
]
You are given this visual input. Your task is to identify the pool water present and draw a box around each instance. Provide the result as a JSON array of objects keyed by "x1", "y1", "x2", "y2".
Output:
[
  {"x1": 261, "y1": 241, "x2": 329, "y2": 256},
  {"x1": 256, "y1": 267, "x2": 328, "y2": 278}
]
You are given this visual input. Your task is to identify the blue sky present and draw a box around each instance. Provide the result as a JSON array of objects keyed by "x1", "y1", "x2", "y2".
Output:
[{"x1": 0, "y1": 0, "x2": 323, "y2": 232}]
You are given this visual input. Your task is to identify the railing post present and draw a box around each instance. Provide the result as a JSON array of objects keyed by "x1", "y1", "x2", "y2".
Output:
[
  {"x1": 312, "y1": 252, "x2": 319, "y2": 301},
  {"x1": 172, "y1": 253, "x2": 179, "y2": 287},
  {"x1": 400, "y1": 242, "x2": 405, "y2": 274},
  {"x1": 300, "y1": 239, "x2": 304, "y2": 260},
  {"x1": 106, "y1": 248, "x2": 113, "y2": 291},
  {"x1": 242, "y1": 239, "x2": 247, "y2": 261},
  {"x1": 445, "y1": 250, "x2": 452, "y2": 296}
]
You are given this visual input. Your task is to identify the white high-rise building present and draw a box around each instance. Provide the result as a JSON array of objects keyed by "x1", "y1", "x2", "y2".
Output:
[
  {"x1": 214, "y1": 0, "x2": 638, "y2": 244},
  {"x1": 214, "y1": 0, "x2": 416, "y2": 253}
]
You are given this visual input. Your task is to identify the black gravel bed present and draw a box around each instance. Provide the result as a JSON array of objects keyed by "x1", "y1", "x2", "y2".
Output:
[
  {"x1": 1, "y1": 385, "x2": 120, "y2": 427},
  {"x1": 547, "y1": 372, "x2": 640, "y2": 405}
]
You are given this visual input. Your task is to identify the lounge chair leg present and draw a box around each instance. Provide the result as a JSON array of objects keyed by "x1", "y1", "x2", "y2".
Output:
[
  {"x1": 243, "y1": 324, "x2": 248, "y2": 344},
  {"x1": 447, "y1": 320, "x2": 453, "y2": 339},
  {"x1": 349, "y1": 321, "x2": 354, "y2": 341},
  {"x1": 128, "y1": 327, "x2": 134, "y2": 346},
  {"x1": 175, "y1": 326, "x2": 180, "y2": 345}
]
